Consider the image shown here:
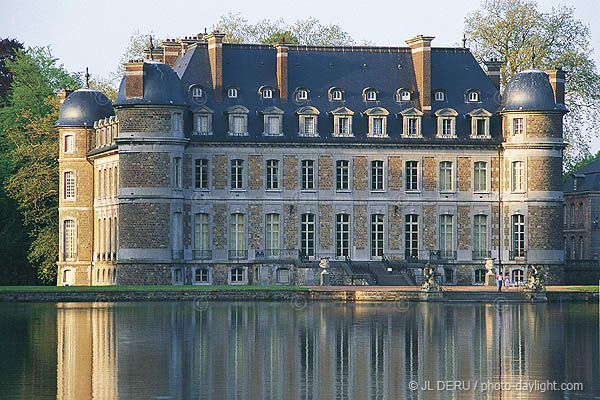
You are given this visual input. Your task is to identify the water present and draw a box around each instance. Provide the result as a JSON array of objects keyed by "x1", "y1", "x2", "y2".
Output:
[{"x1": 0, "y1": 301, "x2": 598, "y2": 399}]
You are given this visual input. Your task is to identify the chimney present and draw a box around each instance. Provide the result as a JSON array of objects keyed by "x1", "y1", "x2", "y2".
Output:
[
  {"x1": 406, "y1": 35, "x2": 435, "y2": 112},
  {"x1": 162, "y1": 40, "x2": 181, "y2": 68},
  {"x1": 124, "y1": 60, "x2": 144, "y2": 99},
  {"x1": 275, "y1": 43, "x2": 288, "y2": 103},
  {"x1": 205, "y1": 31, "x2": 226, "y2": 103},
  {"x1": 58, "y1": 89, "x2": 74, "y2": 105},
  {"x1": 546, "y1": 68, "x2": 566, "y2": 105},
  {"x1": 484, "y1": 59, "x2": 503, "y2": 90}
]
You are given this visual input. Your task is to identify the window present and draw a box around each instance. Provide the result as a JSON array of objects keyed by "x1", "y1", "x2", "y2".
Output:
[
  {"x1": 331, "y1": 107, "x2": 354, "y2": 137},
  {"x1": 407, "y1": 118, "x2": 418, "y2": 136},
  {"x1": 232, "y1": 116, "x2": 245, "y2": 134},
  {"x1": 467, "y1": 90, "x2": 479, "y2": 102},
  {"x1": 301, "y1": 160, "x2": 314, "y2": 190},
  {"x1": 474, "y1": 161, "x2": 487, "y2": 192},
  {"x1": 511, "y1": 269, "x2": 524, "y2": 285},
  {"x1": 64, "y1": 171, "x2": 75, "y2": 199},
  {"x1": 277, "y1": 268, "x2": 290, "y2": 284},
  {"x1": 266, "y1": 214, "x2": 281, "y2": 257},
  {"x1": 511, "y1": 161, "x2": 524, "y2": 192},
  {"x1": 434, "y1": 91, "x2": 445, "y2": 101},
  {"x1": 439, "y1": 214, "x2": 454, "y2": 259},
  {"x1": 336, "y1": 160, "x2": 350, "y2": 190},
  {"x1": 405, "y1": 161, "x2": 418, "y2": 191},
  {"x1": 227, "y1": 106, "x2": 249, "y2": 136},
  {"x1": 297, "y1": 89, "x2": 308, "y2": 101},
  {"x1": 64, "y1": 135, "x2": 74, "y2": 153},
  {"x1": 512, "y1": 118, "x2": 524, "y2": 135},
  {"x1": 571, "y1": 236, "x2": 576, "y2": 260},
  {"x1": 373, "y1": 118, "x2": 384, "y2": 136},
  {"x1": 172, "y1": 212, "x2": 183, "y2": 256},
  {"x1": 227, "y1": 88, "x2": 238, "y2": 98},
  {"x1": 194, "y1": 213, "x2": 209, "y2": 259},
  {"x1": 297, "y1": 106, "x2": 320, "y2": 137},
  {"x1": 400, "y1": 107, "x2": 423, "y2": 138},
  {"x1": 579, "y1": 235, "x2": 584, "y2": 259},
  {"x1": 365, "y1": 107, "x2": 389, "y2": 137},
  {"x1": 230, "y1": 213, "x2": 246, "y2": 258},
  {"x1": 570, "y1": 203, "x2": 575, "y2": 226},
  {"x1": 398, "y1": 90, "x2": 411, "y2": 101},
  {"x1": 579, "y1": 202, "x2": 584, "y2": 225},
  {"x1": 262, "y1": 88, "x2": 273, "y2": 99},
  {"x1": 173, "y1": 112, "x2": 182, "y2": 133},
  {"x1": 474, "y1": 269, "x2": 486, "y2": 284},
  {"x1": 301, "y1": 213, "x2": 315, "y2": 258},
  {"x1": 439, "y1": 161, "x2": 453, "y2": 192},
  {"x1": 192, "y1": 86, "x2": 203, "y2": 99},
  {"x1": 264, "y1": 116, "x2": 279, "y2": 135},
  {"x1": 332, "y1": 90, "x2": 343, "y2": 101},
  {"x1": 231, "y1": 267, "x2": 245, "y2": 282},
  {"x1": 64, "y1": 219, "x2": 75, "y2": 260},
  {"x1": 442, "y1": 119, "x2": 452, "y2": 136},
  {"x1": 405, "y1": 214, "x2": 419, "y2": 259},
  {"x1": 512, "y1": 214, "x2": 525, "y2": 257},
  {"x1": 195, "y1": 159, "x2": 209, "y2": 189},
  {"x1": 266, "y1": 159, "x2": 280, "y2": 190},
  {"x1": 173, "y1": 268, "x2": 183, "y2": 285},
  {"x1": 366, "y1": 90, "x2": 377, "y2": 101},
  {"x1": 468, "y1": 109, "x2": 492, "y2": 138},
  {"x1": 371, "y1": 214, "x2": 384, "y2": 258},
  {"x1": 173, "y1": 157, "x2": 182, "y2": 188},
  {"x1": 473, "y1": 215, "x2": 488, "y2": 259},
  {"x1": 475, "y1": 119, "x2": 486, "y2": 136},
  {"x1": 336, "y1": 214, "x2": 350, "y2": 259},
  {"x1": 261, "y1": 106, "x2": 284, "y2": 136},
  {"x1": 371, "y1": 160, "x2": 384, "y2": 191},
  {"x1": 195, "y1": 115, "x2": 210, "y2": 135},
  {"x1": 564, "y1": 204, "x2": 567, "y2": 225},
  {"x1": 231, "y1": 159, "x2": 244, "y2": 189},
  {"x1": 304, "y1": 117, "x2": 316, "y2": 135},
  {"x1": 195, "y1": 268, "x2": 209, "y2": 283},
  {"x1": 338, "y1": 117, "x2": 349, "y2": 135},
  {"x1": 435, "y1": 108, "x2": 458, "y2": 138}
]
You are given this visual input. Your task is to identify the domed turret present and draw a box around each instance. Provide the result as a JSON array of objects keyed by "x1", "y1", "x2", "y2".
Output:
[
  {"x1": 500, "y1": 69, "x2": 567, "y2": 112},
  {"x1": 57, "y1": 88, "x2": 114, "y2": 127},
  {"x1": 115, "y1": 60, "x2": 186, "y2": 106}
]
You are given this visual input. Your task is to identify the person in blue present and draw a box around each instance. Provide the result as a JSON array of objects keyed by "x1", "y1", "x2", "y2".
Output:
[{"x1": 496, "y1": 271, "x2": 503, "y2": 292}]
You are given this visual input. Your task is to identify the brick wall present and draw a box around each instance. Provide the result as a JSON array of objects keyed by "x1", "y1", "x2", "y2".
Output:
[
  {"x1": 212, "y1": 155, "x2": 227, "y2": 190},
  {"x1": 389, "y1": 157, "x2": 402, "y2": 190},
  {"x1": 120, "y1": 203, "x2": 169, "y2": 248},
  {"x1": 353, "y1": 204, "x2": 367, "y2": 250},
  {"x1": 528, "y1": 205, "x2": 562, "y2": 250},
  {"x1": 527, "y1": 156, "x2": 562, "y2": 191},
  {"x1": 492, "y1": 207, "x2": 499, "y2": 248},
  {"x1": 249, "y1": 203, "x2": 262, "y2": 249},
  {"x1": 457, "y1": 206, "x2": 471, "y2": 250},
  {"x1": 284, "y1": 204, "x2": 298, "y2": 249},
  {"x1": 184, "y1": 204, "x2": 191, "y2": 247},
  {"x1": 423, "y1": 157, "x2": 436, "y2": 191},
  {"x1": 118, "y1": 109, "x2": 171, "y2": 133},
  {"x1": 503, "y1": 205, "x2": 510, "y2": 248},
  {"x1": 116, "y1": 263, "x2": 172, "y2": 285},
  {"x1": 457, "y1": 157, "x2": 471, "y2": 192},
  {"x1": 423, "y1": 205, "x2": 436, "y2": 249},
  {"x1": 213, "y1": 204, "x2": 227, "y2": 249},
  {"x1": 354, "y1": 156, "x2": 368, "y2": 190},
  {"x1": 388, "y1": 205, "x2": 402, "y2": 250},
  {"x1": 526, "y1": 114, "x2": 563, "y2": 139},
  {"x1": 248, "y1": 155, "x2": 263, "y2": 190},
  {"x1": 319, "y1": 204, "x2": 333, "y2": 249},
  {"x1": 318, "y1": 156, "x2": 333, "y2": 190},
  {"x1": 120, "y1": 153, "x2": 170, "y2": 187},
  {"x1": 491, "y1": 156, "x2": 500, "y2": 192},
  {"x1": 283, "y1": 155, "x2": 298, "y2": 190},
  {"x1": 183, "y1": 154, "x2": 192, "y2": 189}
]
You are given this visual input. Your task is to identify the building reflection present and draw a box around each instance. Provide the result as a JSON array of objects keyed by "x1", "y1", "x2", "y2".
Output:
[{"x1": 55, "y1": 301, "x2": 599, "y2": 399}]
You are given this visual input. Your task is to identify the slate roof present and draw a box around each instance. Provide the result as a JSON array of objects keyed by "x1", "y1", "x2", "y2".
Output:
[
  {"x1": 57, "y1": 88, "x2": 114, "y2": 127},
  {"x1": 115, "y1": 61, "x2": 186, "y2": 107},
  {"x1": 173, "y1": 42, "x2": 502, "y2": 145},
  {"x1": 564, "y1": 158, "x2": 600, "y2": 192},
  {"x1": 500, "y1": 69, "x2": 567, "y2": 113}
]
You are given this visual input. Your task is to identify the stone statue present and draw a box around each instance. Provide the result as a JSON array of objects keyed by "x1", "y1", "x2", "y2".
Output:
[
  {"x1": 524, "y1": 264, "x2": 545, "y2": 293},
  {"x1": 421, "y1": 264, "x2": 442, "y2": 292}
]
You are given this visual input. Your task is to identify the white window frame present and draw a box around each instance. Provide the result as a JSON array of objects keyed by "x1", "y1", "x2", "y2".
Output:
[
  {"x1": 266, "y1": 213, "x2": 281, "y2": 257},
  {"x1": 405, "y1": 161, "x2": 419, "y2": 191},
  {"x1": 467, "y1": 90, "x2": 479, "y2": 102},
  {"x1": 261, "y1": 106, "x2": 284, "y2": 136},
  {"x1": 297, "y1": 89, "x2": 308, "y2": 101},
  {"x1": 468, "y1": 108, "x2": 492, "y2": 138},
  {"x1": 364, "y1": 107, "x2": 389, "y2": 138},
  {"x1": 226, "y1": 105, "x2": 249, "y2": 136},
  {"x1": 195, "y1": 158, "x2": 209, "y2": 190},
  {"x1": 230, "y1": 267, "x2": 246, "y2": 283},
  {"x1": 193, "y1": 106, "x2": 213, "y2": 135},
  {"x1": 227, "y1": 87, "x2": 238, "y2": 99},
  {"x1": 439, "y1": 161, "x2": 453, "y2": 192},
  {"x1": 511, "y1": 214, "x2": 526, "y2": 257},
  {"x1": 63, "y1": 219, "x2": 76, "y2": 261},
  {"x1": 301, "y1": 159, "x2": 315, "y2": 190},
  {"x1": 370, "y1": 214, "x2": 384, "y2": 258},
  {"x1": 191, "y1": 86, "x2": 203, "y2": 99},
  {"x1": 434, "y1": 108, "x2": 458, "y2": 138},
  {"x1": 335, "y1": 213, "x2": 350, "y2": 259},
  {"x1": 439, "y1": 214, "x2": 454, "y2": 259},
  {"x1": 331, "y1": 107, "x2": 354, "y2": 137},
  {"x1": 405, "y1": 214, "x2": 419, "y2": 258},
  {"x1": 398, "y1": 89, "x2": 411, "y2": 101},
  {"x1": 301, "y1": 213, "x2": 316, "y2": 259},
  {"x1": 371, "y1": 160, "x2": 384, "y2": 191},
  {"x1": 231, "y1": 159, "x2": 244, "y2": 190},
  {"x1": 194, "y1": 213, "x2": 210, "y2": 259},
  {"x1": 400, "y1": 107, "x2": 423, "y2": 138},
  {"x1": 296, "y1": 106, "x2": 320, "y2": 137},
  {"x1": 365, "y1": 89, "x2": 377, "y2": 101},
  {"x1": 230, "y1": 213, "x2": 246, "y2": 258},
  {"x1": 266, "y1": 159, "x2": 280, "y2": 190},
  {"x1": 473, "y1": 161, "x2": 487, "y2": 192},
  {"x1": 64, "y1": 171, "x2": 76, "y2": 200},
  {"x1": 193, "y1": 267, "x2": 211, "y2": 284},
  {"x1": 473, "y1": 214, "x2": 488, "y2": 259},
  {"x1": 64, "y1": 135, "x2": 74, "y2": 153},
  {"x1": 332, "y1": 90, "x2": 343, "y2": 101},
  {"x1": 512, "y1": 117, "x2": 524, "y2": 135},
  {"x1": 336, "y1": 160, "x2": 350, "y2": 191},
  {"x1": 511, "y1": 161, "x2": 524, "y2": 192},
  {"x1": 262, "y1": 88, "x2": 273, "y2": 99},
  {"x1": 434, "y1": 90, "x2": 445, "y2": 101}
]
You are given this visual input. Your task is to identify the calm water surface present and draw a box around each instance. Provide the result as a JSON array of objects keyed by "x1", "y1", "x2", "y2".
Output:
[{"x1": 0, "y1": 301, "x2": 598, "y2": 399}]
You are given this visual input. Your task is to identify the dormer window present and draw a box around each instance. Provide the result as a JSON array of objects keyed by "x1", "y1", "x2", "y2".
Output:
[
  {"x1": 330, "y1": 107, "x2": 354, "y2": 137},
  {"x1": 434, "y1": 90, "x2": 445, "y2": 101},
  {"x1": 192, "y1": 87, "x2": 203, "y2": 98},
  {"x1": 396, "y1": 89, "x2": 411, "y2": 102},
  {"x1": 434, "y1": 108, "x2": 458, "y2": 138},
  {"x1": 467, "y1": 90, "x2": 479, "y2": 102},
  {"x1": 226, "y1": 105, "x2": 249, "y2": 136},
  {"x1": 364, "y1": 107, "x2": 389, "y2": 138},
  {"x1": 259, "y1": 86, "x2": 274, "y2": 99},
  {"x1": 261, "y1": 106, "x2": 284, "y2": 136},
  {"x1": 332, "y1": 89, "x2": 343, "y2": 101},
  {"x1": 399, "y1": 107, "x2": 423, "y2": 138},
  {"x1": 227, "y1": 87, "x2": 238, "y2": 99},
  {"x1": 468, "y1": 108, "x2": 492, "y2": 138},
  {"x1": 296, "y1": 106, "x2": 320, "y2": 137},
  {"x1": 296, "y1": 88, "x2": 309, "y2": 101},
  {"x1": 193, "y1": 106, "x2": 213, "y2": 135},
  {"x1": 364, "y1": 88, "x2": 378, "y2": 101}
]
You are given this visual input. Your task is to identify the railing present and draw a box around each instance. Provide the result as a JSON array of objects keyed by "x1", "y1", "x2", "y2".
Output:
[
  {"x1": 429, "y1": 250, "x2": 456, "y2": 260},
  {"x1": 255, "y1": 249, "x2": 300, "y2": 260},
  {"x1": 193, "y1": 250, "x2": 212, "y2": 260},
  {"x1": 472, "y1": 250, "x2": 492, "y2": 260},
  {"x1": 509, "y1": 250, "x2": 527, "y2": 261},
  {"x1": 228, "y1": 250, "x2": 248, "y2": 260},
  {"x1": 404, "y1": 249, "x2": 422, "y2": 262},
  {"x1": 172, "y1": 250, "x2": 184, "y2": 260}
]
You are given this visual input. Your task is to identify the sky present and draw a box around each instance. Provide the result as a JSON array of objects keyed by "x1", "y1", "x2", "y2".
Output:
[{"x1": 2, "y1": 0, "x2": 600, "y2": 146}]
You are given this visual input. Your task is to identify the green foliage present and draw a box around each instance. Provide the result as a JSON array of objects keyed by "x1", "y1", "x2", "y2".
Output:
[
  {"x1": 0, "y1": 47, "x2": 80, "y2": 284},
  {"x1": 464, "y1": 0, "x2": 600, "y2": 168},
  {"x1": 563, "y1": 150, "x2": 600, "y2": 181},
  {"x1": 0, "y1": 37, "x2": 24, "y2": 102}
]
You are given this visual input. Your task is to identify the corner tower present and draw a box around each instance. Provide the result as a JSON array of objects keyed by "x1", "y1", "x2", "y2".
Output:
[
  {"x1": 57, "y1": 88, "x2": 114, "y2": 285},
  {"x1": 499, "y1": 69, "x2": 567, "y2": 283}
]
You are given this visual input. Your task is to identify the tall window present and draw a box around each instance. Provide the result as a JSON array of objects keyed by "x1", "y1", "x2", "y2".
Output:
[
  {"x1": 172, "y1": 212, "x2": 182, "y2": 254},
  {"x1": 194, "y1": 213, "x2": 209, "y2": 258},
  {"x1": 195, "y1": 159, "x2": 209, "y2": 189},
  {"x1": 512, "y1": 118, "x2": 524, "y2": 135},
  {"x1": 512, "y1": 161, "x2": 524, "y2": 191},
  {"x1": 579, "y1": 235, "x2": 584, "y2": 259},
  {"x1": 439, "y1": 161, "x2": 453, "y2": 191},
  {"x1": 372, "y1": 117, "x2": 384, "y2": 136},
  {"x1": 441, "y1": 119, "x2": 453, "y2": 136},
  {"x1": 578, "y1": 202, "x2": 584, "y2": 225},
  {"x1": 301, "y1": 160, "x2": 314, "y2": 190},
  {"x1": 304, "y1": 116, "x2": 316, "y2": 136},
  {"x1": 407, "y1": 118, "x2": 418, "y2": 136},
  {"x1": 266, "y1": 214, "x2": 281, "y2": 257},
  {"x1": 474, "y1": 162, "x2": 487, "y2": 192},
  {"x1": 336, "y1": 214, "x2": 350, "y2": 259},
  {"x1": 64, "y1": 219, "x2": 75, "y2": 260},
  {"x1": 195, "y1": 114, "x2": 211, "y2": 135},
  {"x1": 266, "y1": 116, "x2": 280, "y2": 135},
  {"x1": 173, "y1": 112, "x2": 182, "y2": 133},
  {"x1": 439, "y1": 214, "x2": 453, "y2": 258},
  {"x1": 230, "y1": 213, "x2": 246, "y2": 258},
  {"x1": 570, "y1": 203, "x2": 575, "y2": 226},
  {"x1": 231, "y1": 159, "x2": 244, "y2": 189},
  {"x1": 338, "y1": 117, "x2": 350, "y2": 136},
  {"x1": 571, "y1": 236, "x2": 576, "y2": 260},
  {"x1": 405, "y1": 214, "x2": 419, "y2": 259},
  {"x1": 232, "y1": 116, "x2": 245, "y2": 134},
  {"x1": 371, "y1": 160, "x2": 384, "y2": 191},
  {"x1": 371, "y1": 214, "x2": 384, "y2": 258},
  {"x1": 475, "y1": 119, "x2": 487, "y2": 136},
  {"x1": 266, "y1": 160, "x2": 280, "y2": 190},
  {"x1": 473, "y1": 215, "x2": 488, "y2": 259},
  {"x1": 64, "y1": 171, "x2": 75, "y2": 199},
  {"x1": 336, "y1": 160, "x2": 350, "y2": 190},
  {"x1": 512, "y1": 214, "x2": 525, "y2": 257},
  {"x1": 301, "y1": 214, "x2": 315, "y2": 258},
  {"x1": 64, "y1": 135, "x2": 74, "y2": 153},
  {"x1": 174, "y1": 157, "x2": 182, "y2": 188},
  {"x1": 405, "y1": 161, "x2": 418, "y2": 191}
]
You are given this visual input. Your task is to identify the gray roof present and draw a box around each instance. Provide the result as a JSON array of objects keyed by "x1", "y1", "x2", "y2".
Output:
[
  {"x1": 500, "y1": 69, "x2": 567, "y2": 113},
  {"x1": 115, "y1": 61, "x2": 186, "y2": 107},
  {"x1": 57, "y1": 88, "x2": 114, "y2": 127},
  {"x1": 564, "y1": 158, "x2": 600, "y2": 192}
]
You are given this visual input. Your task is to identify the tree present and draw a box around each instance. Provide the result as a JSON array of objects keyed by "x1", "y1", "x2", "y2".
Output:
[
  {"x1": 0, "y1": 38, "x2": 24, "y2": 103},
  {"x1": 464, "y1": 0, "x2": 600, "y2": 168},
  {"x1": 0, "y1": 46, "x2": 80, "y2": 284}
]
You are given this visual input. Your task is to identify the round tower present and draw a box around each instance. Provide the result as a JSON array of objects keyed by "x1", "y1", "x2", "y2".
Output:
[
  {"x1": 499, "y1": 69, "x2": 567, "y2": 284},
  {"x1": 113, "y1": 60, "x2": 189, "y2": 285},
  {"x1": 57, "y1": 88, "x2": 114, "y2": 285}
]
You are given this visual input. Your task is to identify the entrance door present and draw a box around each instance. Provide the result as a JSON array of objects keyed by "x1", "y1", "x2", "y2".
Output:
[{"x1": 63, "y1": 269, "x2": 74, "y2": 286}]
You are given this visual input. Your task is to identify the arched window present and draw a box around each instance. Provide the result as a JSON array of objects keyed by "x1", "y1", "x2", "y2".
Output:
[
  {"x1": 434, "y1": 90, "x2": 445, "y2": 101},
  {"x1": 396, "y1": 89, "x2": 411, "y2": 102},
  {"x1": 511, "y1": 214, "x2": 526, "y2": 258},
  {"x1": 64, "y1": 171, "x2": 75, "y2": 199},
  {"x1": 364, "y1": 107, "x2": 389, "y2": 138},
  {"x1": 63, "y1": 219, "x2": 75, "y2": 261},
  {"x1": 64, "y1": 135, "x2": 74, "y2": 153},
  {"x1": 467, "y1": 90, "x2": 480, "y2": 102}
]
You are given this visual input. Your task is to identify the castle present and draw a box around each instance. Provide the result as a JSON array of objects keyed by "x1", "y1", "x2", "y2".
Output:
[{"x1": 56, "y1": 33, "x2": 567, "y2": 286}]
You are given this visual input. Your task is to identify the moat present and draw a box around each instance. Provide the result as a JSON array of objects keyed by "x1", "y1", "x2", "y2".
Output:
[{"x1": 0, "y1": 301, "x2": 598, "y2": 399}]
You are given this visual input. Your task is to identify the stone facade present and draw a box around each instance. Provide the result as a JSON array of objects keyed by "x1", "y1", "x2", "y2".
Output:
[
  {"x1": 526, "y1": 114, "x2": 562, "y2": 139},
  {"x1": 248, "y1": 203, "x2": 262, "y2": 249},
  {"x1": 248, "y1": 155, "x2": 263, "y2": 190},
  {"x1": 457, "y1": 157, "x2": 471, "y2": 192},
  {"x1": 423, "y1": 205, "x2": 436, "y2": 249},
  {"x1": 213, "y1": 204, "x2": 227, "y2": 249},
  {"x1": 353, "y1": 156, "x2": 368, "y2": 190},
  {"x1": 388, "y1": 157, "x2": 402, "y2": 191},
  {"x1": 423, "y1": 157, "x2": 436, "y2": 191},
  {"x1": 212, "y1": 155, "x2": 227, "y2": 190},
  {"x1": 528, "y1": 205, "x2": 562, "y2": 250},
  {"x1": 527, "y1": 156, "x2": 562, "y2": 192},
  {"x1": 457, "y1": 206, "x2": 471, "y2": 250},
  {"x1": 118, "y1": 108, "x2": 171, "y2": 133},
  {"x1": 318, "y1": 155, "x2": 333, "y2": 190},
  {"x1": 120, "y1": 203, "x2": 169, "y2": 248},
  {"x1": 388, "y1": 205, "x2": 402, "y2": 250},
  {"x1": 120, "y1": 153, "x2": 170, "y2": 187},
  {"x1": 353, "y1": 204, "x2": 367, "y2": 250},
  {"x1": 284, "y1": 205, "x2": 298, "y2": 250},
  {"x1": 319, "y1": 204, "x2": 333, "y2": 250}
]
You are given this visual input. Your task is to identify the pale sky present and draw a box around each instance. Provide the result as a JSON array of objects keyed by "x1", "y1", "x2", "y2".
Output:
[{"x1": 2, "y1": 0, "x2": 600, "y2": 147}]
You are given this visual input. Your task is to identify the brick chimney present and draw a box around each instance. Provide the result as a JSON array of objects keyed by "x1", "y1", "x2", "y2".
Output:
[
  {"x1": 124, "y1": 60, "x2": 144, "y2": 99},
  {"x1": 484, "y1": 59, "x2": 503, "y2": 90},
  {"x1": 58, "y1": 89, "x2": 74, "y2": 105},
  {"x1": 275, "y1": 43, "x2": 288, "y2": 103},
  {"x1": 406, "y1": 35, "x2": 434, "y2": 112},
  {"x1": 162, "y1": 39, "x2": 181, "y2": 67},
  {"x1": 205, "y1": 31, "x2": 226, "y2": 103},
  {"x1": 546, "y1": 68, "x2": 566, "y2": 105}
]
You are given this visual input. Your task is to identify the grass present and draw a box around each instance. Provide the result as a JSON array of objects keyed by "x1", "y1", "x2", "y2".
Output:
[
  {"x1": 0, "y1": 285, "x2": 302, "y2": 292},
  {"x1": 564, "y1": 286, "x2": 600, "y2": 292}
]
